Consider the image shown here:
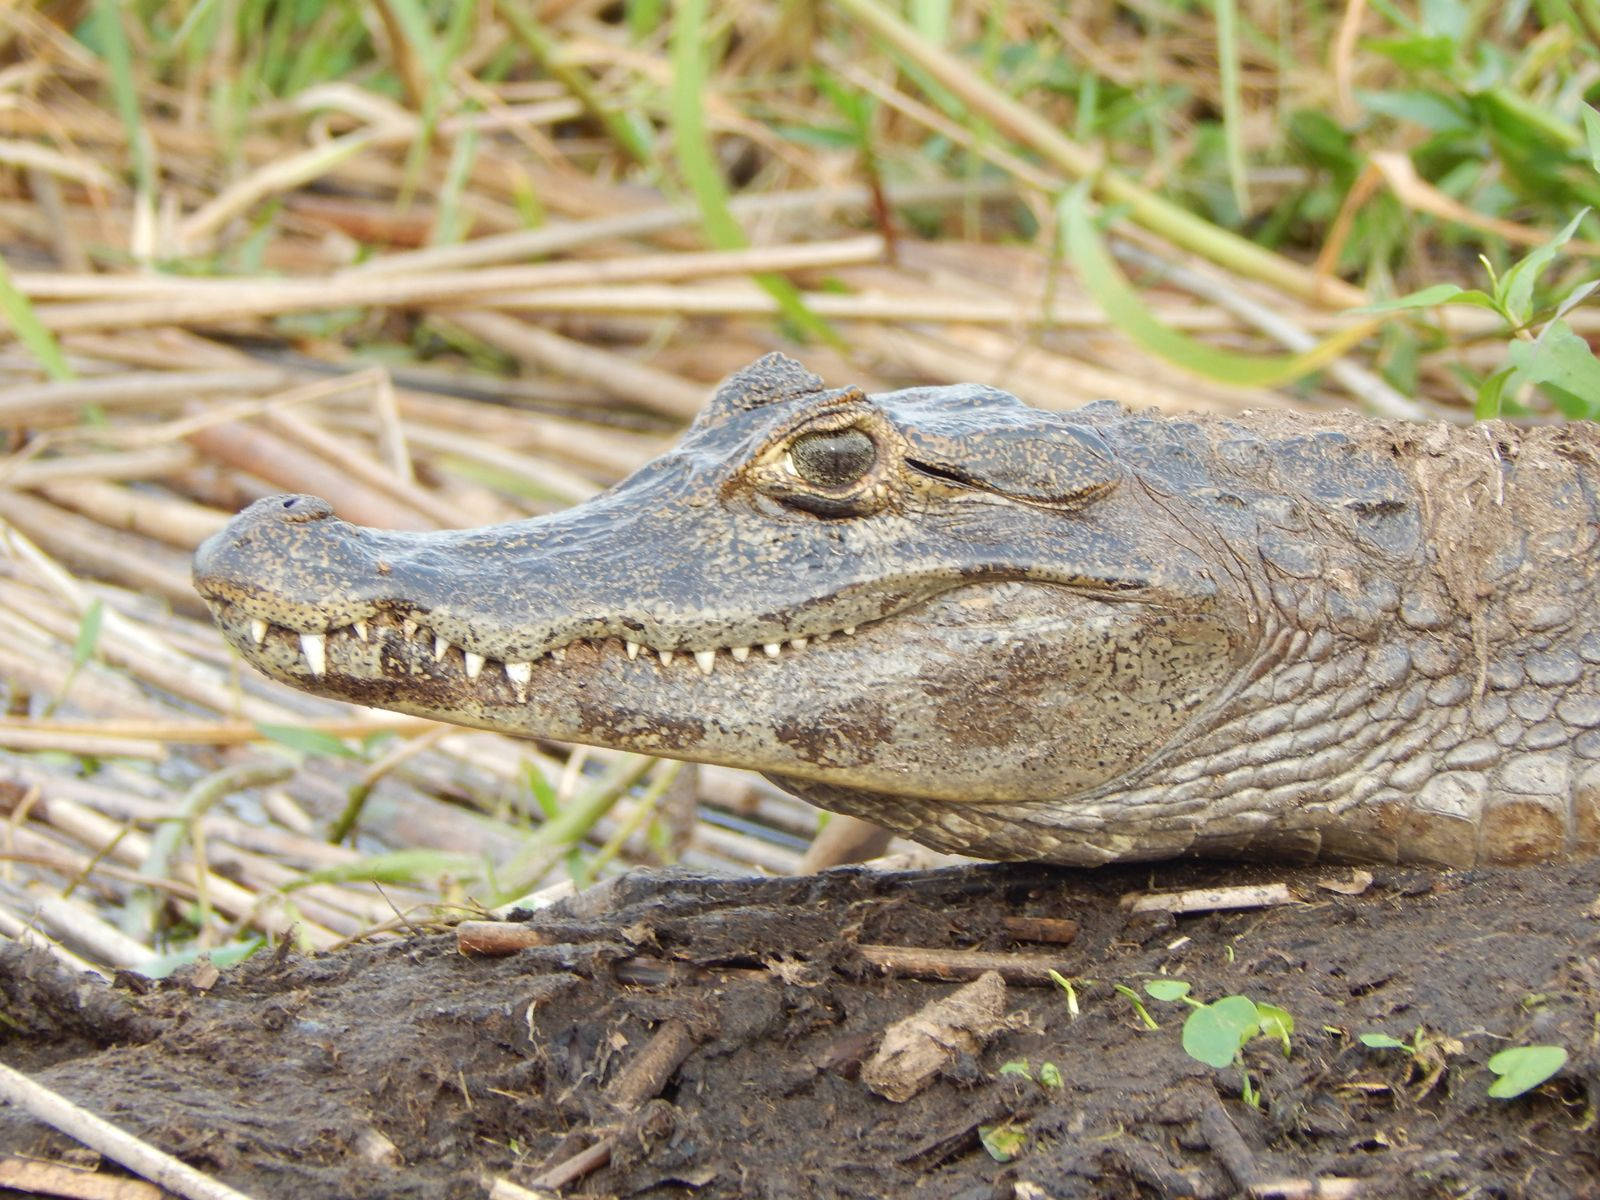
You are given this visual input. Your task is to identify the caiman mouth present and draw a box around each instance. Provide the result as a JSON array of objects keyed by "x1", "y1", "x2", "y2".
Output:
[{"x1": 201, "y1": 595, "x2": 882, "y2": 699}]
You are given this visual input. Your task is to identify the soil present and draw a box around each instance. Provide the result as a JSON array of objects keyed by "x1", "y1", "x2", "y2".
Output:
[{"x1": 3, "y1": 858, "x2": 1599, "y2": 1200}]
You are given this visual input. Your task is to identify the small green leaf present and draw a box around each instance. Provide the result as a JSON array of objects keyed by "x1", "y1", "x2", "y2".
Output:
[
  {"x1": 1038, "y1": 1062, "x2": 1063, "y2": 1090},
  {"x1": 1583, "y1": 106, "x2": 1600, "y2": 174},
  {"x1": 1356, "y1": 89, "x2": 1473, "y2": 135},
  {"x1": 1507, "y1": 320, "x2": 1600, "y2": 418},
  {"x1": 999, "y1": 1059, "x2": 1033, "y2": 1079},
  {"x1": 1144, "y1": 979, "x2": 1192, "y2": 1003},
  {"x1": 978, "y1": 1122, "x2": 1026, "y2": 1163},
  {"x1": 1475, "y1": 365, "x2": 1515, "y2": 420},
  {"x1": 1349, "y1": 283, "x2": 1501, "y2": 314},
  {"x1": 255, "y1": 722, "x2": 363, "y2": 760},
  {"x1": 73, "y1": 600, "x2": 104, "y2": 668},
  {"x1": 1359, "y1": 1033, "x2": 1411, "y2": 1050},
  {"x1": 1486, "y1": 1045, "x2": 1567, "y2": 1099},
  {"x1": 1498, "y1": 209, "x2": 1590, "y2": 327},
  {"x1": 1363, "y1": 34, "x2": 1457, "y2": 72},
  {"x1": 1182, "y1": 996, "x2": 1261, "y2": 1069}
]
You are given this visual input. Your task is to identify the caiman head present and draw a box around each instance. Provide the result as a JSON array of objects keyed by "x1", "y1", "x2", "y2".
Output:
[{"x1": 194, "y1": 354, "x2": 1253, "y2": 840}]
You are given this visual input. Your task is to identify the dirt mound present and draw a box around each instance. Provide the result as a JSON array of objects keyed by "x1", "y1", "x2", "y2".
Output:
[{"x1": 3, "y1": 859, "x2": 1598, "y2": 1199}]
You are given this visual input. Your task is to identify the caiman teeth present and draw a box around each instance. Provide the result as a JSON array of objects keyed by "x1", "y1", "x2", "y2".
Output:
[
  {"x1": 505, "y1": 659, "x2": 531, "y2": 701},
  {"x1": 300, "y1": 632, "x2": 327, "y2": 676},
  {"x1": 230, "y1": 610, "x2": 872, "y2": 686}
]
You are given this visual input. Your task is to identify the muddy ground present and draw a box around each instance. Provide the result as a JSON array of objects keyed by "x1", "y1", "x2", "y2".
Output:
[{"x1": 2, "y1": 858, "x2": 1598, "y2": 1200}]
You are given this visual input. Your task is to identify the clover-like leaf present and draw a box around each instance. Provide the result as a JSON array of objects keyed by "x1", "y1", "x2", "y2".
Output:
[
  {"x1": 1486, "y1": 1045, "x2": 1567, "y2": 1099},
  {"x1": 1182, "y1": 996, "x2": 1261, "y2": 1069}
]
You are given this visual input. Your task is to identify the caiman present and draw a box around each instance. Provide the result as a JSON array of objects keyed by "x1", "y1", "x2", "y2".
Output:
[{"x1": 193, "y1": 353, "x2": 1600, "y2": 868}]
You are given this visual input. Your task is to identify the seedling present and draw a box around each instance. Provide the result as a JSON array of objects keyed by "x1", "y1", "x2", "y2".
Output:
[
  {"x1": 1047, "y1": 970, "x2": 1088, "y2": 1019},
  {"x1": 1486, "y1": 1046, "x2": 1567, "y2": 1099},
  {"x1": 1357, "y1": 1027, "x2": 1462, "y2": 1098},
  {"x1": 978, "y1": 1120, "x2": 1026, "y2": 1163},
  {"x1": 997, "y1": 1059, "x2": 1062, "y2": 1089},
  {"x1": 1114, "y1": 984, "x2": 1161, "y2": 1030},
  {"x1": 1144, "y1": 980, "x2": 1296, "y2": 1108},
  {"x1": 1355, "y1": 209, "x2": 1600, "y2": 419}
]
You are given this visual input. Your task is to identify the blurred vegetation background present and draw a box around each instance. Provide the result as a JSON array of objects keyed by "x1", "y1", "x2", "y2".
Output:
[{"x1": 0, "y1": 0, "x2": 1596, "y2": 975}]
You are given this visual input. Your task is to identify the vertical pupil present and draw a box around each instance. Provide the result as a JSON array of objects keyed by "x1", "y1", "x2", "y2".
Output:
[{"x1": 790, "y1": 429, "x2": 875, "y2": 486}]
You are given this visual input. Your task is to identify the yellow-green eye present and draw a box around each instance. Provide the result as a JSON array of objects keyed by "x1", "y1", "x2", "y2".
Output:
[{"x1": 786, "y1": 428, "x2": 876, "y2": 488}]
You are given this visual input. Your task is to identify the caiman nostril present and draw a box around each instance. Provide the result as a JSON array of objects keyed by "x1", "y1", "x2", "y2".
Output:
[{"x1": 271, "y1": 495, "x2": 335, "y2": 524}]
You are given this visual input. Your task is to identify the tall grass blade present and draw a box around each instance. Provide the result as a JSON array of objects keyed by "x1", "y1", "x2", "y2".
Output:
[
  {"x1": 92, "y1": 0, "x2": 155, "y2": 201},
  {"x1": 496, "y1": 0, "x2": 654, "y2": 167},
  {"x1": 1213, "y1": 0, "x2": 1249, "y2": 218},
  {"x1": 670, "y1": 0, "x2": 835, "y2": 343},
  {"x1": 1062, "y1": 188, "x2": 1377, "y2": 388},
  {"x1": 829, "y1": 0, "x2": 1362, "y2": 305},
  {"x1": 0, "y1": 254, "x2": 71, "y2": 380}
]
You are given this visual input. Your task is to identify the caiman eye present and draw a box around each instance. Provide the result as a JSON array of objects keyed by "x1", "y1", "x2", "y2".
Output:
[{"x1": 786, "y1": 428, "x2": 876, "y2": 488}]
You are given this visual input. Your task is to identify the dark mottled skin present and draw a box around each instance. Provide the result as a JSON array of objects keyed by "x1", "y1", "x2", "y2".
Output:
[{"x1": 193, "y1": 354, "x2": 1600, "y2": 867}]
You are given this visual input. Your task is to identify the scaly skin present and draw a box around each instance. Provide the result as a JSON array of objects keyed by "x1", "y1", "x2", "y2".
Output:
[{"x1": 193, "y1": 354, "x2": 1600, "y2": 867}]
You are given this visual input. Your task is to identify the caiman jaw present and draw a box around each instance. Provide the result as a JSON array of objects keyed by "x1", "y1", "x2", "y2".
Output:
[{"x1": 206, "y1": 599, "x2": 870, "y2": 698}]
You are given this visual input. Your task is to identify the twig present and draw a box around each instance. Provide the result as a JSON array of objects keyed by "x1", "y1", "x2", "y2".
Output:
[
  {"x1": 0, "y1": 714, "x2": 437, "y2": 745},
  {"x1": 998, "y1": 916, "x2": 1081, "y2": 945},
  {"x1": 1251, "y1": 1177, "x2": 1366, "y2": 1199},
  {"x1": 24, "y1": 237, "x2": 887, "y2": 332},
  {"x1": 442, "y1": 313, "x2": 709, "y2": 419},
  {"x1": 856, "y1": 944, "x2": 1072, "y2": 985},
  {"x1": 486, "y1": 1176, "x2": 558, "y2": 1200},
  {"x1": 0, "y1": 1154, "x2": 164, "y2": 1199},
  {"x1": 526, "y1": 1017, "x2": 702, "y2": 1191},
  {"x1": 606, "y1": 1018, "x2": 700, "y2": 1112},
  {"x1": 0, "y1": 1061, "x2": 261, "y2": 1200},
  {"x1": 1121, "y1": 883, "x2": 1295, "y2": 916},
  {"x1": 347, "y1": 178, "x2": 1010, "y2": 276},
  {"x1": 0, "y1": 368, "x2": 292, "y2": 429},
  {"x1": 1199, "y1": 1092, "x2": 1259, "y2": 1192}
]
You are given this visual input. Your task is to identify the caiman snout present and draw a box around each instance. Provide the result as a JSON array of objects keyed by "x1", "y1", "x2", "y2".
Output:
[{"x1": 193, "y1": 493, "x2": 383, "y2": 631}]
